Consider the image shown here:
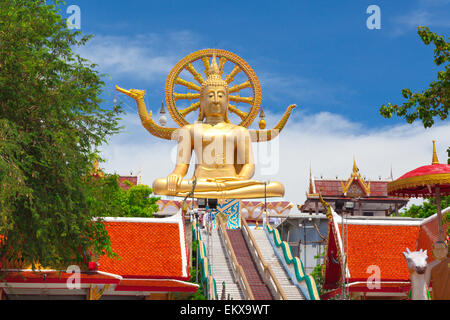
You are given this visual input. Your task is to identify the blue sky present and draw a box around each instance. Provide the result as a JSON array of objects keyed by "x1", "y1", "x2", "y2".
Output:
[
  {"x1": 60, "y1": 0, "x2": 450, "y2": 204},
  {"x1": 66, "y1": 0, "x2": 450, "y2": 127}
]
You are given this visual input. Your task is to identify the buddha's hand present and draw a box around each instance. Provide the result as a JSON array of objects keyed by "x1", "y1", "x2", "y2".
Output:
[
  {"x1": 115, "y1": 85, "x2": 146, "y2": 101},
  {"x1": 167, "y1": 173, "x2": 183, "y2": 193}
]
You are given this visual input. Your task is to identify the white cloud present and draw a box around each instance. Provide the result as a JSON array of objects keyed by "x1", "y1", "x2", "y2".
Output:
[
  {"x1": 391, "y1": 1, "x2": 450, "y2": 37},
  {"x1": 74, "y1": 32, "x2": 352, "y2": 113},
  {"x1": 75, "y1": 31, "x2": 201, "y2": 82},
  {"x1": 99, "y1": 109, "x2": 450, "y2": 209}
]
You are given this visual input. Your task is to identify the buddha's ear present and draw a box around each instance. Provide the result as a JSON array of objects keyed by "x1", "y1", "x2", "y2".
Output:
[
  {"x1": 198, "y1": 91, "x2": 203, "y2": 121},
  {"x1": 224, "y1": 106, "x2": 230, "y2": 123}
]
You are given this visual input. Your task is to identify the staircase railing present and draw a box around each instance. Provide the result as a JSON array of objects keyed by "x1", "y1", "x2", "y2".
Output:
[
  {"x1": 265, "y1": 222, "x2": 321, "y2": 300},
  {"x1": 240, "y1": 216, "x2": 288, "y2": 300},
  {"x1": 192, "y1": 221, "x2": 218, "y2": 300},
  {"x1": 217, "y1": 215, "x2": 255, "y2": 300}
]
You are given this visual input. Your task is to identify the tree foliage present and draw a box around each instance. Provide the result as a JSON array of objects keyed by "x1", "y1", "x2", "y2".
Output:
[
  {"x1": 310, "y1": 251, "x2": 327, "y2": 296},
  {"x1": 400, "y1": 196, "x2": 450, "y2": 241},
  {"x1": 380, "y1": 26, "x2": 449, "y2": 128},
  {"x1": 88, "y1": 174, "x2": 160, "y2": 218},
  {"x1": 399, "y1": 195, "x2": 450, "y2": 218},
  {"x1": 0, "y1": 0, "x2": 123, "y2": 269}
]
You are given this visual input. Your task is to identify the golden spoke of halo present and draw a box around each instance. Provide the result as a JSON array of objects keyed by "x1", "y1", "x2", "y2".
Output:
[
  {"x1": 218, "y1": 57, "x2": 227, "y2": 75},
  {"x1": 185, "y1": 63, "x2": 204, "y2": 84},
  {"x1": 225, "y1": 65, "x2": 241, "y2": 84},
  {"x1": 201, "y1": 56, "x2": 210, "y2": 76},
  {"x1": 173, "y1": 93, "x2": 200, "y2": 101},
  {"x1": 229, "y1": 80, "x2": 251, "y2": 93},
  {"x1": 180, "y1": 101, "x2": 200, "y2": 116},
  {"x1": 229, "y1": 94, "x2": 253, "y2": 104},
  {"x1": 175, "y1": 77, "x2": 201, "y2": 91},
  {"x1": 228, "y1": 104, "x2": 248, "y2": 120}
]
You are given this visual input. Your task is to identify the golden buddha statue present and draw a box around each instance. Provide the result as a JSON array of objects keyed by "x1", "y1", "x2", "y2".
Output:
[{"x1": 116, "y1": 49, "x2": 295, "y2": 199}]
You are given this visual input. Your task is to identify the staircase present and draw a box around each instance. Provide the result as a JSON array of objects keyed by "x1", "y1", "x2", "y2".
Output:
[
  {"x1": 227, "y1": 229, "x2": 273, "y2": 300},
  {"x1": 250, "y1": 228, "x2": 305, "y2": 300},
  {"x1": 200, "y1": 228, "x2": 245, "y2": 300}
]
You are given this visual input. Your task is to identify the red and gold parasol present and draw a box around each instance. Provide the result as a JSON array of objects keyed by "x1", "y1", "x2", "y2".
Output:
[{"x1": 388, "y1": 140, "x2": 450, "y2": 243}]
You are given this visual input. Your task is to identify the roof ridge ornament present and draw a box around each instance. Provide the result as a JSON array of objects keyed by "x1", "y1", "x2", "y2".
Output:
[{"x1": 341, "y1": 158, "x2": 371, "y2": 196}]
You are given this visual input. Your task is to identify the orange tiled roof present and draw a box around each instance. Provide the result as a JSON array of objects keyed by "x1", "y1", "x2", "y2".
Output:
[
  {"x1": 0, "y1": 214, "x2": 197, "y2": 295},
  {"x1": 98, "y1": 220, "x2": 187, "y2": 280},
  {"x1": 324, "y1": 211, "x2": 448, "y2": 292},
  {"x1": 337, "y1": 224, "x2": 420, "y2": 281}
]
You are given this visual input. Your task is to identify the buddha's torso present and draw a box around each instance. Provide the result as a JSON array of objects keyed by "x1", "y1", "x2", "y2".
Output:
[{"x1": 187, "y1": 122, "x2": 245, "y2": 180}]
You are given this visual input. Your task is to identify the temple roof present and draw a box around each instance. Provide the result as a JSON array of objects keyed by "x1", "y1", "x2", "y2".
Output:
[
  {"x1": 322, "y1": 206, "x2": 448, "y2": 293},
  {"x1": 312, "y1": 180, "x2": 390, "y2": 197},
  {"x1": 0, "y1": 212, "x2": 198, "y2": 297},
  {"x1": 118, "y1": 175, "x2": 138, "y2": 191},
  {"x1": 308, "y1": 160, "x2": 390, "y2": 198},
  {"x1": 98, "y1": 214, "x2": 189, "y2": 279}
]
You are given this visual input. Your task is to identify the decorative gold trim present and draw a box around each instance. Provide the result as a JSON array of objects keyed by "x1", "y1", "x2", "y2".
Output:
[
  {"x1": 318, "y1": 189, "x2": 333, "y2": 219},
  {"x1": 88, "y1": 284, "x2": 110, "y2": 300},
  {"x1": 388, "y1": 173, "x2": 450, "y2": 194},
  {"x1": 341, "y1": 159, "x2": 370, "y2": 196}
]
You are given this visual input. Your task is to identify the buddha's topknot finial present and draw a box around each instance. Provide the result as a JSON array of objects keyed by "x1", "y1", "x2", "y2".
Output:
[{"x1": 202, "y1": 52, "x2": 228, "y2": 89}]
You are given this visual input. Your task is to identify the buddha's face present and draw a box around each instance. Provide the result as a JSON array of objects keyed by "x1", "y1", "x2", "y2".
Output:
[{"x1": 201, "y1": 85, "x2": 228, "y2": 119}]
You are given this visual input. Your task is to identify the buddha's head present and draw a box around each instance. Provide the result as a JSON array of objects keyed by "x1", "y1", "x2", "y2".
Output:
[{"x1": 199, "y1": 53, "x2": 230, "y2": 123}]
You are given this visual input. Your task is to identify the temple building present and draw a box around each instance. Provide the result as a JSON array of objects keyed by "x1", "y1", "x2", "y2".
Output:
[
  {"x1": 298, "y1": 160, "x2": 409, "y2": 217},
  {"x1": 118, "y1": 175, "x2": 138, "y2": 191},
  {"x1": 321, "y1": 204, "x2": 448, "y2": 300},
  {"x1": 0, "y1": 212, "x2": 198, "y2": 300}
]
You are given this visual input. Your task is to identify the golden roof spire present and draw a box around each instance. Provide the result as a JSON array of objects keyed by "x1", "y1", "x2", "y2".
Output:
[
  {"x1": 342, "y1": 157, "x2": 370, "y2": 196},
  {"x1": 308, "y1": 164, "x2": 315, "y2": 194},
  {"x1": 432, "y1": 140, "x2": 439, "y2": 165},
  {"x1": 352, "y1": 156, "x2": 359, "y2": 173}
]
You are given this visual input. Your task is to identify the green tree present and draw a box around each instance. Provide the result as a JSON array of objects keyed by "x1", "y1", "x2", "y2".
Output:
[
  {"x1": 400, "y1": 196, "x2": 450, "y2": 241},
  {"x1": 0, "y1": 0, "x2": 123, "y2": 269},
  {"x1": 399, "y1": 195, "x2": 450, "y2": 219},
  {"x1": 380, "y1": 27, "x2": 449, "y2": 128},
  {"x1": 88, "y1": 174, "x2": 160, "y2": 218},
  {"x1": 311, "y1": 250, "x2": 331, "y2": 297}
]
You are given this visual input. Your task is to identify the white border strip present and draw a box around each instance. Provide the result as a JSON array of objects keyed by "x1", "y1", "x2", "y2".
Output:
[
  {"x1": 175, "y1": 210, "x2": 188, "y2": 278},
  {"x1": 121, "y1": 278, "x2": 198, "y2": 288},
  {"x1": 339, "y1": 219, "x2": 423, "y2": 226},
  {"x1": 96, "y1": 214, "x2": 181, "y2": 224},
  {"x1": 330, "y1": 208, "x2": 351, "y2": 278}
]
